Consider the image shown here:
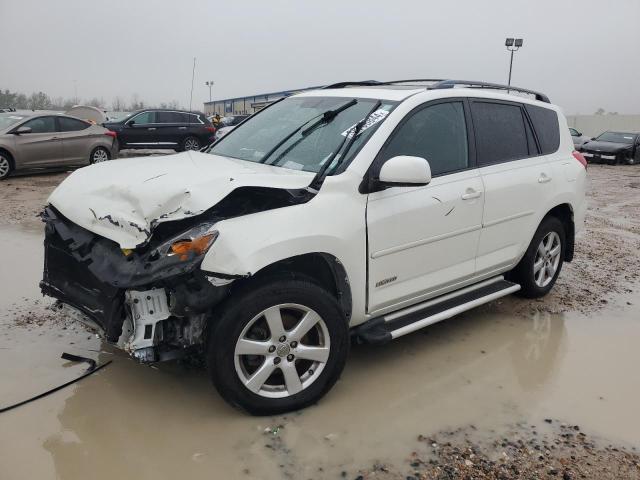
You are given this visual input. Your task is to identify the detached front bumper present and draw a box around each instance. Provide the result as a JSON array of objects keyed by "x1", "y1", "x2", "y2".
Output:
[
  {"x1": 41, "y1": 206, "x2": 230, "y2": 361},
  {"x1": 41, "y1": 209, "x2": 125, "y2": 341}
]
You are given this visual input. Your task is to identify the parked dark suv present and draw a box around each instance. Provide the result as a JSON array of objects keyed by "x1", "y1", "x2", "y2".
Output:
[{"x1": 103, "y1": 109, "x2": 216, "y2": 152}]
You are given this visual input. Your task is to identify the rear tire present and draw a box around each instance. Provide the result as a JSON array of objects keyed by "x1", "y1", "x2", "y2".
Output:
[
  {"x1": 181, "y1": 136, "x2": 200, "y2": 151},
  {"x1": 90, "y1": 147, "x2": 110, "y2": 164},
  {"x1": 511, "y1": 216, "x2": 566, "y2": 298},
  {"x1": 206, "y1": 277, "x2": 349, "y2": 415},
  {"x1": 0, "y1": 151, "x2": 13, "y2": 179}
]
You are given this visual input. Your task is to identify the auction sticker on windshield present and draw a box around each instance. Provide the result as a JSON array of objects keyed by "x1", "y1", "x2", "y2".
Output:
[{"x1": 341, "y1": 109, "x2": 390, "y2": 138}]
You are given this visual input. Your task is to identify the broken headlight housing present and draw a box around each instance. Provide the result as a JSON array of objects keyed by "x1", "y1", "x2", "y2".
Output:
[{"x1": 151, "y1": 223, "x2": 219, "y2": 262}]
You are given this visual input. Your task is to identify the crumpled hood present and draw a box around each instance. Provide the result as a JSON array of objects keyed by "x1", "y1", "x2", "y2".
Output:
[
  {"x1": 48, "y1": 151, "x2": 314, "y2": 248},
  {"x1": 581, "y1": 141, "x2": 633, "y2": 154}
]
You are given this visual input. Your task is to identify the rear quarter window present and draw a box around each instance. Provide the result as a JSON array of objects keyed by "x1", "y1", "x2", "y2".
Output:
[
  {"x1": 525, "y1": 105, "x2": 560, "y2": 154},
  {"x1": 470, "y1": 101, "x2": 529, "y2": 166},
  {"x1": 59, "y1": 116, "x2": 90, "y2": 131}
]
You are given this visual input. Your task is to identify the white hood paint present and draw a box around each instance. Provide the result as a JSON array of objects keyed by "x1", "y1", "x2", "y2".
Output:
[{"x1": 48, "y1": 151, "x2": 314, "y2": 248}]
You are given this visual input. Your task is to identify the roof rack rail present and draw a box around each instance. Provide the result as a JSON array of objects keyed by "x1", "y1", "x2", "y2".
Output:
[
  {"x1": 322, "y1": 80, "x2": 383, "y2": 89},
  {"x1": 429, "y1": 80, "x2": 550, "y2": 103},
  {"x1": 383, "y1": 79, "x2": 445, "y2": 85}
]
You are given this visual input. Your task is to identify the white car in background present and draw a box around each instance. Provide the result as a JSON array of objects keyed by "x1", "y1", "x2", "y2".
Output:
[
  {"x1": 41, "y1": 79, "x2": 586, "y2": 415},
  {"x1": 213, "y1": 114, "x2": 250, "y2": 141}
]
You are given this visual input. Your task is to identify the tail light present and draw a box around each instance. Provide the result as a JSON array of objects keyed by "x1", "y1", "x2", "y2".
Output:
[
  {"x1": 205, "y1": 126, "x2": 216, "y2": 133},
  {"x1": 104, "y1": 130, "x2": 117, "y2": 138},
  {"x1": 572, "y1": 150, "x2": 587, "y2": 169}
]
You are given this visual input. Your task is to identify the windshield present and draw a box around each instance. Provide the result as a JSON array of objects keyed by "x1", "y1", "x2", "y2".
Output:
[
  {"x1": 0, "y1": 114, "x2": 27, "y2": 130},
  {"x1": 208, "y1": 96, "x2": 397, "y2": 173},
  {"x1": 595, "y1": 132, "x2": 636, "y2": 144}
]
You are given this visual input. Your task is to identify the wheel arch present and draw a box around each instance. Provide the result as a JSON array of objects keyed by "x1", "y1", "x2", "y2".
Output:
[
  {"x1": 232, "y1": 253, "x2": 353, "y2": 323},
  {"x1": 544, "y1": 203, "x2": 575, "y2": 262},
  {"x1": 0, "y1": 147, "x2": 15, "y2": 165}
]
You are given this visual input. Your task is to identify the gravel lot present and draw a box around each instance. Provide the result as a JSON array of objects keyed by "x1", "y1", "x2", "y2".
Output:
[{"x1": 1, "y1": 162, "x2": 639, "y2": 479}]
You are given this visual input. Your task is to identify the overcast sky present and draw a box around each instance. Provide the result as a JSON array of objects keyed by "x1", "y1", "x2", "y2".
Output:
[{"x1": 1, "y1": 0, "x2": 638, "y2": 114}]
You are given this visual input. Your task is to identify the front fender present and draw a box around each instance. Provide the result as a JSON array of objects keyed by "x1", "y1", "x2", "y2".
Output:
[{"x1": 200, "y1": 174, "x2": 369, "y2": 324}]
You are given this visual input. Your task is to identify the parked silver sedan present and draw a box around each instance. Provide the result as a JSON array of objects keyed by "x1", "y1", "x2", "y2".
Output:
[{"x1": 0, "y1": 112, "x2": 118, "y2": 179}]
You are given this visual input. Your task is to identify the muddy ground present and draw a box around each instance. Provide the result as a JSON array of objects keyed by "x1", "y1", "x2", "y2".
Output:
[{"x1": 1, "y1": 162, "x2": 639, "y2": 479}]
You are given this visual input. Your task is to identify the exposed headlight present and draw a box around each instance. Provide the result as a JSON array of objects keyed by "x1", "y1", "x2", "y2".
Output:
[{"x1": 155, "y1": 224, "x2": 219, "y2": 261}]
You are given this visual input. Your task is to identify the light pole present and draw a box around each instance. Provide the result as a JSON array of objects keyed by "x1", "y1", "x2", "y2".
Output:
[
  {"x1": 205, "y1": 81, "x2": 214, "y2": 115},
  {"x1": 205, "y1": 80, "x2": 214, "y2": 102},
  {"x1": 505, "y1": 38, "x2": 523, "y2": 86}
]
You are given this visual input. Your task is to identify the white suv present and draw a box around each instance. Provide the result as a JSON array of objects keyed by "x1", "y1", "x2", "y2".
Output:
[{"x1": 41, "y1": 80, "x2": 587, "y2": 414}]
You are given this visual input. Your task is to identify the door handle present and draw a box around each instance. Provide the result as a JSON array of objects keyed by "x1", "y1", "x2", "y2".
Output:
[
  {"x1": 538, "y1": 173, "x2": 552, "y2": 183},
  {"x1": 147, "y1": 127, "x2": 156, "y2": 131},
  {"x1": 461, "y1": 189, "x2": 482, "y2": 200},
  {"x1": 178, "y1": 126, "x2": 187, "y2": 130}
]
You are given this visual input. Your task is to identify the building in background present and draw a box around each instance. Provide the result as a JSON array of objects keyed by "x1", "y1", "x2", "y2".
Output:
[{"x1": 204, "y1": 85, "x2": 322, "y2": 116}]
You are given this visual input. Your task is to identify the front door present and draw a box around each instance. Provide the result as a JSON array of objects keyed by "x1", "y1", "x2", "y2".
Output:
[
  {"x1": 366, "y1": 100, "x2": 484, "y2": 314},
  {"x1": 122, "y1": 111, "x2": 156, "y2": 147},
  {"x1": 13, "y1": 116, "x2": 64, "y2": 167}
]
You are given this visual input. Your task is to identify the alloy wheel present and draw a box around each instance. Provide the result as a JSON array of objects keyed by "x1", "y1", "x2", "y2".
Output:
[
  {"x1": 234, "y1": 303, "x2": 331, "y2": 399},
  {"x1": 184, "y1": 138, "x2": 200, "y2": 151},
  {"x1": 533, "y1": 231, "x2": 561, "y2": 288},
  {"x1": 92, "y1": 149, "x2": 109, "y2": 163},
  {"x1": 0, "y1": 155, "x2": 10, "y2": 178}
]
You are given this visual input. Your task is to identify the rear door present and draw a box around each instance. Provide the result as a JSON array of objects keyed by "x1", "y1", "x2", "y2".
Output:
[
  {"x1": 13, "y1": 116, "x2": 63, "y2": 167},
  {"x1": 471, "y1": 100, "x2": 553, "y2": 274},
  {"x1": 155, "y1": 111, "x2": 184, "y2": 147},
  {"x1": 57, "y1": 116, "x2": 92, "y2": 165}
]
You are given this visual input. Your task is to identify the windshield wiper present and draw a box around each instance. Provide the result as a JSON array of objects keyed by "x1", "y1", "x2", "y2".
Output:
[
  {"x1": 307, "y1": 100, "x2": 382, "y2": 193},
  {"x1": 259, "y1": 99, "x2": 358, "y2": 164}
]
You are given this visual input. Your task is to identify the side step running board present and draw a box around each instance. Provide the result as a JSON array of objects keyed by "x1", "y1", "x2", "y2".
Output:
[{"x1": 355, "y1": 277, "x2": 520, "y2": 345}]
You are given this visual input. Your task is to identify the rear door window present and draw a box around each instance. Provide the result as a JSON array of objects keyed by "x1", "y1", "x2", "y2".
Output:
[
  {"x1": 156, "y1": 111, "x2": 182, "y2": 123},
  {"x1": 470, "y1": 101, "x2": 529, "y2": 166},
  {"x1": 22, "y1": 116, "x2": 57, "y2": 133},
  {"x1": 525, "y1": 105, "x2": 560, "y2": 154},
  {"x1": 58, "y1": 117, "x2": 90, "y2": 131},
  {"x1": 379, "y1": 101, "x2": 469, "y2": 176}
]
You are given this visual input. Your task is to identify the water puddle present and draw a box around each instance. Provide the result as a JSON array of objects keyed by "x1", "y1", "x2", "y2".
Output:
[{"x1": 1, "y1": 224, "x2": 639, "y2": 479}]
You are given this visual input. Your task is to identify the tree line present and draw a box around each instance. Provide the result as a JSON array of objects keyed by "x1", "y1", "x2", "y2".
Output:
[{"x1": 0, "y1": 88, "x2": 183, "y2": 112}]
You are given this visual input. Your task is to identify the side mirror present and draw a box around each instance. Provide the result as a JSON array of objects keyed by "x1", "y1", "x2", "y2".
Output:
[
  {"x1": 378, "y1": 155, "x2": 432, "y2": 187},
  {"x1": 126, "y1": 120, "x2": 135, "y2": 127},
  {"x1": 13, "y1": 126, "x2": 32, "y2": 135}
]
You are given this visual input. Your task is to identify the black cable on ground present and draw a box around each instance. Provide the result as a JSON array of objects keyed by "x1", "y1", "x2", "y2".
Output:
[{"x1": 0, "y1": 353, "x2": 112, "y2": 414}]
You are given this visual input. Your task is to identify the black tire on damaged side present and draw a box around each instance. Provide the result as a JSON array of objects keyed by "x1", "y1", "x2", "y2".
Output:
[
  {"x1": 511, "y1": 215, "x2": 566, "y2": 298},
  {"x1": 206, "y1": 276, "x2": 350, "y2": 415}
]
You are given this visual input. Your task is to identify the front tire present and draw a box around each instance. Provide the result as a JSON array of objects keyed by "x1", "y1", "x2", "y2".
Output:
[
  {"x1": 511, "y1": 216, "x2": 566, "y2": 298},
  {"x1": 206, "y1": 277, "x2": 349, "y2": 415},
  {"x1": 0, "y1": 151, "x2": 13, "y2": 179}
]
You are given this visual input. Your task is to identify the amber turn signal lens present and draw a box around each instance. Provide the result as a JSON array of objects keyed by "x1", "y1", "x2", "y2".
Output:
[{"x1": 170, "y1": 233, "x2": 216, "y2": 261}]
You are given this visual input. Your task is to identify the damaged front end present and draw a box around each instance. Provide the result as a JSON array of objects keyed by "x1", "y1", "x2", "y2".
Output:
[{"x1": 40, "y1": 206, "x2": 232, "y2": 363}]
